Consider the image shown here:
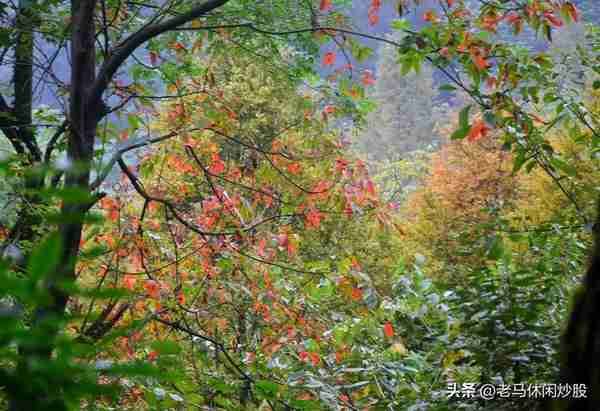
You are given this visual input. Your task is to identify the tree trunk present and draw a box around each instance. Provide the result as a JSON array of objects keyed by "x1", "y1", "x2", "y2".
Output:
[
  {"x1": 556, "y1": 204, "x2": 600, "y2": 410},
  {"x1": 9, "y1": 0, "x2": 98, "y2": 409}
]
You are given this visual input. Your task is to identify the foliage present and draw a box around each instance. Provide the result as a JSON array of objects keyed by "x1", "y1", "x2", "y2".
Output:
[{"x1": 0, "y1": 0, "x2": 598, "y2": 410}]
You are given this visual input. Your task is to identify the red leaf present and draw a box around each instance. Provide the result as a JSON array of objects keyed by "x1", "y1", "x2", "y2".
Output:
[
  {"x1": 468, "y1": 120, "x2": 490, "y2": 142},
  {"x1": 124, "y1": 275, "x2": 136, "y2": 290},
  {"x1": 366, "y1": 179, "x2": 376, "y2": 195},
  {"x1": 350, "y1": 257, "x2": 361, "y2": 271},
  {"x1": 506, "y1": 12, "x2": 521, "y2": 25},
  {"x1": 319, "y1": 0, "x2": 332, "y2": 11},
  {"x1": 481, "y1": 14, "x2": 503, "y2": 32},
  {"x1": 305, "y1": 208, "x2": 322, "y2": 229},
  {"x1": 144, "y1": 280, "x2": 160, "y2": 299},
  {"x1": 361, "y1": 70, "x2": 375, "y2": 86},
  {"x1": 287, "y1": 162, "x2": 302, "y2": 175},
  {"x1": 472, "y1": 53, "x2": 490, "y2": 71},
  {"x1": 209, "y1": 153, "x2": 225, "y2": 174},
  {"x1": 299, "y1": 351, "x2": 309, "y2": 361},
  {"x1": 147, "y1": 351, "x2": 158, "y2": 361},
  {"x1": 177, "y1": 291, "x2": 186, "y2": 305},
  {"x1": 258, "y1": 238, "x2": 267, "y2": 257},
  {"x1": 565, "y1": 3, "x2": 579, "y2": 22},
  {"x1": 335, "y1": 158, "x2": 349, "y2": 173},
  {"x1": 276, "y1": 234, "x2": 288, "y2": 248},
  {"x1": 323, "y1": 51, "x2": 336, "y2": 66},
  {"x1": 486, "y1": 76, "x2": 498, "y2": 89},
  {"x1": 309, "y1": 352, "x2": 320, "y2": 366},
  {"x1": 108, "y1": 209, "x2": 119, "y2": 222},
  {"x1": 351, "y1": 287, "x2": 363, "y2": 301},
  {"x1": 149, "y1": 51, "x2": 159, "y2": 66},
  {"x1": 368, "y1": 9, "x2": 380, "y2": 26},
  {"x1": 384, "y1": 322, "x2": 394, "y2": 338},
  {"x1": 343, "y1": 203, "x2": 353, "y2": 217},
  {"x1": 544, "y1": 11, "x2": 563, "y2": 27}
]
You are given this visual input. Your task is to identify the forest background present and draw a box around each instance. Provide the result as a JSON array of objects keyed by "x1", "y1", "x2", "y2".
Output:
[{"x1": 0, "y1": 0, "x2": 599, "y2": 410}]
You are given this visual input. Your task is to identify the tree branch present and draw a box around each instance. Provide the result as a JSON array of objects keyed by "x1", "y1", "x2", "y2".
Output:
[
  {"x1": 90, "y1": 126, "x2": 204, "y2": 191},
  {"x1": 88, "y1": 0, "x2": 230, "y2": 112}
]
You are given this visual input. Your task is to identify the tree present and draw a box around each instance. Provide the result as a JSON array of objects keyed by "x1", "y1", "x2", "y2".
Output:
[
  {"x1": 0, "y1": 0, "x2": 596, "y2": 409},
  {"x1": 356, "y1": 32, "x2": 452, "y2": 162},
  {"x1": 0, "y1": 0, "x2": 353, "y2": 408}
]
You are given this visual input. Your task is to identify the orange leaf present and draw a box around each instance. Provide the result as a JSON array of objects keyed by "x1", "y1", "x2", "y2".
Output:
[
  {"x1": 323, "y1": 52, "x2": 336, "y2": 66},
  {"x1": 319, "y1": 0, "x2": 332, "y2": 11},
  {"x1": 351, "y1": 287, "x2": 363, "y2": 301},
  {"x1": 384, "y1": 322, "x2": 394, "y2": 338},
  {"x1": 423, "y1": 10, "x2": 438, "y2": 23}
]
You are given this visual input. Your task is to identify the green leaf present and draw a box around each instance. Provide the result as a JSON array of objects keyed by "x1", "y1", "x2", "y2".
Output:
[
  {"x1": 355, "y1": 46, "x2": 373, "y2": 63},
  {"x1": 459, "y1": 105, "x2": 472, "y2": 130},
  {"x1": 487, "y1": 236, "x2": 504, "y2": 260},
  {"x1": 289, "y1": 399, "x2": 321, "y2": 410},
  {"x1": 127, "y1": 114, "x2": 141, "y2": 131},
  {"x1": 391, "y1": 19, "x2": 410, "y2": 31},
  {"x1": 550, "y1": 157, "x2": 577, "y2": 177},
  {"x1": 439, "y1": 84, "x2": 457, "y2": 92},
  {"x1": 29, "y1": 234, "x2": 63, "y2": 282},
  {"x1": 255, "y1": 380, "x2": 279, "y2": 398},
  {"x1": 512, "y1": 150, "x2": 527, "y2": 174},
  {"x1": 151, "y1": 340, "x2": 182, "y2": 356},
  {"x1": 451, "y1": 126, "x2": 470, "y2": 140}
]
